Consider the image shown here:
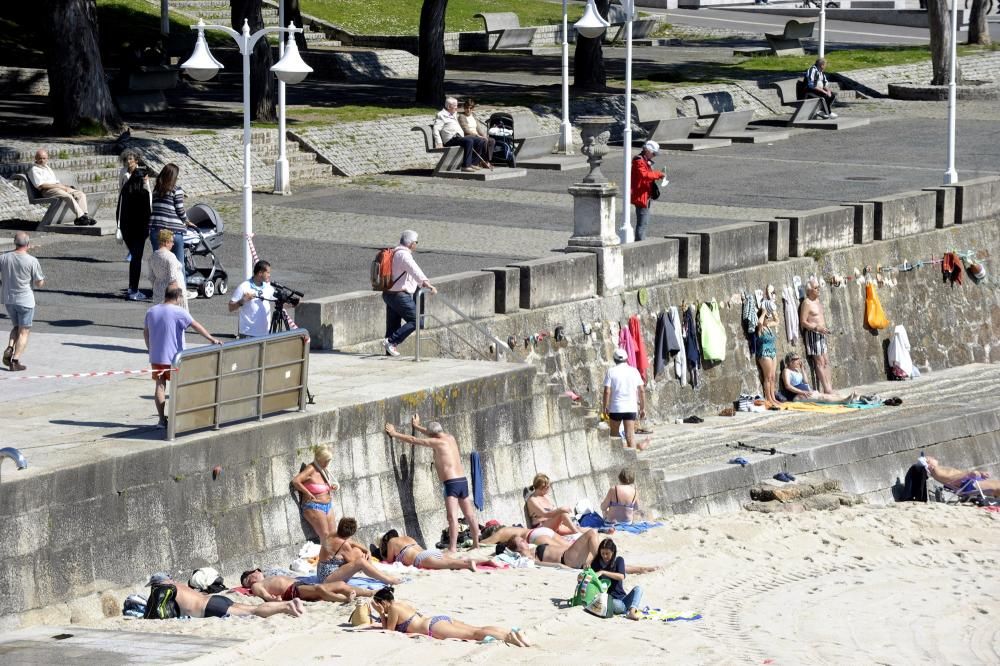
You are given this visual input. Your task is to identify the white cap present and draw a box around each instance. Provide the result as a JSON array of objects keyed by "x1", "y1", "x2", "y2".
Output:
[
  {"x1": 613, "y1": 348, "x2": 628, "y2": 362},
  {"x1": 643, "y1": 141, "x2": 659, "y2": 155}
]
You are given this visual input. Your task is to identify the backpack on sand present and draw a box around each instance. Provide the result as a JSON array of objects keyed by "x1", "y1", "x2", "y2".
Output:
[
  {"x1": 143, "y1": 584, "x2": 180, "y2": 620},
  {"x1": 370, "y1": 248, "x2": 402, "y2": 291},
  {"x1": 571, "y1": 568, "x2": 610, "y2": 607}
]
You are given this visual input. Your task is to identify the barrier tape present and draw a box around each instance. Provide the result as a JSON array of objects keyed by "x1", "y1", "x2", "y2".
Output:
[
  {"x1": 245, "y1": 232, "x2": 309, "y2": 340},
  {"x1": 0, "y1": 368, "x2": 154, "y2": 381}
]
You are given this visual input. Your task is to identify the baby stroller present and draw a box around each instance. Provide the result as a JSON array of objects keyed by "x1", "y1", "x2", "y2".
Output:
[
  {"x1": 183, "y1": 203, "x2": 229, "y2": 299},
  {"x1": 487, "y1": 112, "x2": 516, "y2": 167}
]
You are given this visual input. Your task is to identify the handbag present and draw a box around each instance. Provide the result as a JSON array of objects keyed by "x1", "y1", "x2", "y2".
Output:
[
  {"x1": 650, "y1": 180, "x2": 660, "y2": 200},
  {"x1": 584, "y1": 590, "x2": 613, "y2": 618},
  {"x1": 349, "y1": 602, "x2": 372, "y2": 626}
]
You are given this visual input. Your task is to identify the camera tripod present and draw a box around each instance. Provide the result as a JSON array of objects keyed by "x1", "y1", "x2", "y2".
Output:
[{"x1": 269, "y1": 300, "x2": 315, "y2": 405}]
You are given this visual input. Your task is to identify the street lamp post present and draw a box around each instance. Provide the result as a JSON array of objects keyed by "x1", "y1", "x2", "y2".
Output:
[
  {"x1": 182, "y1": 18, "x2": 312, "y2": 280},
  {"x1": 818, "y1": 2, "x2": 827, "y2": 59},
  {"x1": 620, "y1": 0, "x2": 636, "y2": 243},
  {"x1": 944, "y1": 0, "x2": 959, "y2": 184},
  {"x1": 274, "y1": 0, "x2": 291, "y2": 195},
  {"x1": 558, "y1": 0, "x2": 573, "y2": 154}
]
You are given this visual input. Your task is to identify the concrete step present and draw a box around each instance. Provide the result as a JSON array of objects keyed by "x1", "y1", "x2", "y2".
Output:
[
  {"x1": 0, "y1": 157, "x2": 119, "y2": 175},
  {"x1": 191, "y1": 8, "x2": 279, "y2": 21},
  {"x1": 0, "y1": 144, "x2": 119, "y2": 165}
]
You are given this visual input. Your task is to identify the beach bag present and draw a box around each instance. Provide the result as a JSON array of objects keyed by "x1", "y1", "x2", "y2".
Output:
[
  {"x1": 349, "y1": 602, "x2": 372, "y2": 626},
  {"x1": 864, "y1": 283, "x2": 890, "y2": 330},
  {"x1": 584, "y1": 590, "x2": 614, "y2": 618},
  {"x1": 370, "y1": 247, "x2": 401, "y2": 291},
  {"x1": 143, "y1": 584, "x2": 180, "y2": 620},
  {"x1": 699, "y1": 300, "x2": 727, "y2": 362},
  {"x1": 571, "y1": 568, "x2": 609, "y2": 607}
]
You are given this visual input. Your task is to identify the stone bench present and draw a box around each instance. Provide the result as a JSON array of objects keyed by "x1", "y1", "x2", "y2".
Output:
[
  {"x1": 474, "y1": 12, "x2": 538, "y2": 50},
  {"x1": 507, "y1": 110, "x2": 559, "y2": 160},
  {"x1": 11, "y1": 172, "x2": 81, "y2": 227},
  {"x1": 765, "y1": 19, "x2": 816, "y2": 56},
  {"x1": 770, "y1": 78, "x2": 870, "y2": 130},
  {"x1": 682, "y1": 91, "x2": 789, "y2": 144},
  {"x1": 631, "y1": 98, "x2": 730, "y2": 151},
  {"x1": 411, "y1": 124, "x2": 527, "y2": 180},
  {"x1": 606, "y1": 5, "x2": 660, "y2": 43}
]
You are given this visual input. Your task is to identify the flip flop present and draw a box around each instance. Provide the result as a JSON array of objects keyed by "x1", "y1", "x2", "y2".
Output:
[
  {"x1": 729, "y1": 457, "x2": 749, "y2": 466},
  {"x1": 774, "y1": 472, "x2": 796, "y2": 482}
]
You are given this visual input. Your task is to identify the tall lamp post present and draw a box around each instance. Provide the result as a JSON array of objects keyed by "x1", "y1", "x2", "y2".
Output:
[
  {"x1": 274, "y1": 0, "x2": 291, "y2": 195},
  {"x1": 944, "y1": 0, "x2": 959, "y2": 184},
  {"x1": 818, "y1": 1, "x2": 827, "y2": 59},
  {"x1": 182, "y1": 19, "x2": 312, "y2": 280},
  {"x1": 558, "y1": 0, "x2": 573, "y2": 154},
  {"x1": 619, "y1": 0, "x2": 637, "y2": 243}
]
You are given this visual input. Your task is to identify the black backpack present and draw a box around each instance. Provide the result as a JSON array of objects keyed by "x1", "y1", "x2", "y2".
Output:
[
  {"x1": 901, "y1": 463, "x2": 928, "y2": 502},
  {"x1": 143, "y1": 584, "x2": 181, "y2": 619}
]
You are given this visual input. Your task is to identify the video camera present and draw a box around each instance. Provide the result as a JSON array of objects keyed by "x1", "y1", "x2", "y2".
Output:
[{"x1": 271, "y1": 281, "x2": 303, "y2": 307}]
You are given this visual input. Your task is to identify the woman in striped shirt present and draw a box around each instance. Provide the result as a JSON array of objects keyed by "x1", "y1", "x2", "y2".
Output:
[{"x1": 149, "y1": 163, "x2": 193, "y2": 272}]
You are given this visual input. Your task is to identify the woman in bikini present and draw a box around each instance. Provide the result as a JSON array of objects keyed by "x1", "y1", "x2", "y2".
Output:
[
  {"x1": 291, "y1": 446, "x2": 337, "y2": 541},
  {"x1": 781, "y1": 353, "x2": 856, "y2": 404},
  {"x1": 600, "y1": 468, "x2": 640, "y2": 524},
  {"x1": 380, "y1": 531, "x2": 478, "y2": 572},
  {"x1": 524, "y1": 473, "x2": 581, "y2": 536},
  {"x1": 371, "y1": 586, "x2": 529, "y2": 646},
  {"x1": 507, "y1": 529, "x2": 658, "y2": 573},
  {"x1": 317, "y1": 517, "x2": 402, "y2": 586}
]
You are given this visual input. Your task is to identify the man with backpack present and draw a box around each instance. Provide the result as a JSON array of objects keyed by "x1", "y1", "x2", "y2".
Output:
[
  {"x1": 379, "y1": 230, "x2": 436, "y2": 357},
  {"x1": 804, "y1": 58, "x2": 838, "y2": 120}
]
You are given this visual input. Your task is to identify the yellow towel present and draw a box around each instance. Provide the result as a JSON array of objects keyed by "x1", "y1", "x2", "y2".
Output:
[{"x1": 779, "y1": 402, "x2": 854, "y2": 414}]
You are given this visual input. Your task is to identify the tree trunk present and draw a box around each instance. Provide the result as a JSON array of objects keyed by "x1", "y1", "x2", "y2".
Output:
[
  {"x1": 416, "y1": 0, "x2": 448, "y2": 106},
  {"x1": 285, "y1": 0, "x2": 308, "y2": 51},
  {"x1": 231, "y1": 0, "x2": 276, "y2": 122},
  {"x1": 967, "y1": 0, "x2": 992, "y2": 45},
  {"x1": 573, "y1": 0, "x2": 611, "y2": 91},
  {"x1": 44, "y1": 0, "x2": 124, "y2": 135},
  {"x1": 926, "y1": 0, "x2": 962, "y2": 85}
]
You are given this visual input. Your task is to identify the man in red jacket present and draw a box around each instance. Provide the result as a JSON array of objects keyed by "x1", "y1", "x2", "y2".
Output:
[{"x1": 630, "y1": 141, "x2": 665, "y2": 241}]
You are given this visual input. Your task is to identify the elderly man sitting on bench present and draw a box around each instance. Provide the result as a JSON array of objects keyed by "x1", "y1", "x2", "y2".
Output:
[
  {"x1": 923, "y1": 456, "x2": 1000, "y2": 497},
  {"x1": 28, "y1": 149, "x2": 95, "y2": 226},
  {"x1": 804, "y1": 58, "x2": 838, "y2": 120},
  {"x1": 433, "y1": 97, "x2": 489, "y2": 173}
]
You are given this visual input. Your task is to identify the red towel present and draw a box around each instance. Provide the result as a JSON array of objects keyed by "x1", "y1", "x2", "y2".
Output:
[
  {"x1": 629, "y1": 315, "x2": 649, "y2": 382},
  {"x1": 942, "y1": 252, "x2": 963, "y2": 285}
]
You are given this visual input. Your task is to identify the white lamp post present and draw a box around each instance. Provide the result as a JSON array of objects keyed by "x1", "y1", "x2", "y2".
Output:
[
  {"x1": 274, "y1": 0, "x2": 291, "y2": 195},
  {"x1": 818, "y1": 2, "x2": 827, "y2": 59},
  {"x1": 944, "y1": 0, "x2": 959, "y2": 184},
  {"x1": 620, "y1": 0, "x2": 636, "y2": 244},
  {"x1": 182, "y1": 18, "x2": 312, "y2": 279},
  {"x1": 570, "y1": 1, "x2": 610, "y2": 153}
]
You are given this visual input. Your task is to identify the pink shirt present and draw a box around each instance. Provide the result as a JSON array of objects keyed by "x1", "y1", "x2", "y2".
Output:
[{"x1": 389, "y1": 245, "x2": 428, "y2": 294}]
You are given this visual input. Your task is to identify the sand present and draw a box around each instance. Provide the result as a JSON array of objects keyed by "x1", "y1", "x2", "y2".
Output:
[{"x1": 87, "y1": 503, "x2": 1000, "y2": 665}]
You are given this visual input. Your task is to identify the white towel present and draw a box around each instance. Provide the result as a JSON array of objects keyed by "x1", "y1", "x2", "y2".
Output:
[
  {"x1": 782, "y1": 286, "x2": 800, "y2": 345},
  {"x1": 887, "y1": 324, "x2": 914, "y2": 378},
  {"x1": 667, "y1": 306, "x2": 687, "y2": 386}
]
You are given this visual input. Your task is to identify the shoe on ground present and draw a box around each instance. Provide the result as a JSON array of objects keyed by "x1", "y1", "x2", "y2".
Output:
[
  {"x1": 815, "y1": 112, "x2": 829, "y2": 120},
  {"x1": 185, "y1": 289, "x2": 198, "y2": 300},
  {"x1": 74, "y1": 215, "x2": 90, "y2": 226},
  {"x1": 828, "y1": 112, "x2": 839, "y2": 119},
  {"x1": 683, "y1": 415, "x2": 704, "y2": 424},
  {"x1": 128, "y1": 290, "x2": 149, "y2": 301},
  {"x1": 9, "y1": 359, "x2": 26, "y2": 371},
  {"x1": 382, "y1": 338, "x2": 400, "y2": 357},
  {"x1": 2, "y1": 345, "x2": 12, "y2": 367},
  {"x1": 461, "y1": 166, "x2": 476, "y2": 173},
  {"x1": 86, "y1": 215, "x2": 97, "y2": 225},
  {"x1": 157, "y1": 416, "x2": 168, "y2": 429}
]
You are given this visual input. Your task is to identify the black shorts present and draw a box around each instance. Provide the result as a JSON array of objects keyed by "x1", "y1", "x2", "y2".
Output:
[
  {"x1": 608, "y1": 412, "x2": 637, "y2": 422},
  {"x1": 205, "y1": 595, "x2": 234, "y2": 618},
  {"x1": 442, "y1": 477, "x2": 470, "y2": 499}
]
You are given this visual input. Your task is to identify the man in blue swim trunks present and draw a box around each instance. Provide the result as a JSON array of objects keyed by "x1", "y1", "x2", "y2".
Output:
[{"x1": 385, "y1": 414, "x2": 481, "y2": 554}]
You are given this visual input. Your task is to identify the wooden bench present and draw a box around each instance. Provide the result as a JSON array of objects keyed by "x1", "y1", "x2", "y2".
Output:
[
  {"x1": 765, "y1": 19, "x2": 817, "y2": 56},
  {"x1": 606, "y1": 5, "x2": 660, "y2": 43},
  {"x1": 507, "y1": 110, "x2": 559, "y2": 159},
  {"x1": 631, "y1": 98, "x2": 731, "y2": 151},
  {"x1": 11, "y1": 172, "x2": 81, "y2": 226},
  {"x1": 682, "y1": 91, "x2": 789, "y2": 144},
  {"x1": 474, "y1": 12, "x2": 538, "y2": 51}
]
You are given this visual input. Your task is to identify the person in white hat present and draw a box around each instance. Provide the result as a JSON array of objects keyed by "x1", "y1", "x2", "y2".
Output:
[
  {"x1": 630, "y1": 141, "x2": 666, "y2": 241},
  {"x1": 602, "y1": 348, "x2": 648, "y2": 451}
]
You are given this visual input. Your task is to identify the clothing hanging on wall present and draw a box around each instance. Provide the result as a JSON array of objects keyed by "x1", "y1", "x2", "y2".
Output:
[
  {"x1": 628, "y1": 314, "x2": 649, "y2": 382},
  {"x1": 668, "y1": 306, "x2": 687, "y2": 386}
]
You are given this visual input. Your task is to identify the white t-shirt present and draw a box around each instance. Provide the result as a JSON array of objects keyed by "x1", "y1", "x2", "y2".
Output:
[
  {"x1": 230, "y1": 279, "x2": 275, "y2": 336},
  {"x1": 28, "y1": 164, "x2": 59, "y2": 189},
  {"x1": 604, "y1": 363, "x2": 644, "y2": 413}
]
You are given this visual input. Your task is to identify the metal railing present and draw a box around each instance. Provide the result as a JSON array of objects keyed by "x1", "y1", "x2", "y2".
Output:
[
  {"x1": 167, "y1": 329, "x2": 309, "y2": 440},
  {"x1": 413, "y1": 288, "x2": 511, "y2": 362}
]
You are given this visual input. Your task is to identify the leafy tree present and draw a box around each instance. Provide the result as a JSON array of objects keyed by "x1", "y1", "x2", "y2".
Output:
[
  {"x1": 967, "y1": 0, "x2": 992, "y2": 46},
  {"x1": 416, "y1": 0, "x2": 448, "y2": 106},
  {"x1": 231, "y1": 0, "x2": 276, "y2": 121},
  {"x1": 926, "y1": 0, "x2": 962, "y2": 85},
  {"x1": 44, "y1": 0, "x2": 123, "y2": 135}
]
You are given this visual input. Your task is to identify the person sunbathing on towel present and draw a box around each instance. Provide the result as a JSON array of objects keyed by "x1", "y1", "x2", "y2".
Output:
[
  {"x1": 923, "y1": 456, "x2": 999, "y2": 497},
  {"x1": 505, "y1": 529, "x2": 658, "y2": 573},
  {"x1": 145, "y1": 573, "x2": 304, "y2": 619},
  {"x1": 380, "y1": 530, "x2": 479, "y2": 571},
  {"x1": 317, "y1": 517, "x2": 402, "y2": 585},
  {"x1": 481, "y1": 524, "x2": 569, "y2": 552},
  {"x1": 781, "y1": 353, "x2": 857, "y2": 404},
  {"x1": 241, "y1": 568, "x2": 371, "y2": 603},
  {"x1": 371, "y1": 585, "x2": 530, "y2": 646}
]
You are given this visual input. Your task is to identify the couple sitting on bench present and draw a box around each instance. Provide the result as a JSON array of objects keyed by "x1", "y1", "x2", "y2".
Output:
[{"x1": 433, "y1": 97, "x2": 492, "y2": 173}]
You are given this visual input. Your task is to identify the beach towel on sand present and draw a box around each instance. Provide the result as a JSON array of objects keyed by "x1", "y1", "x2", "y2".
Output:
[
  {"x1": 778, "y1": 402, "x2": 855, "y2": 415},
  {"x1": 638, "y1": 608, "x2": 703, "y2": 622}
]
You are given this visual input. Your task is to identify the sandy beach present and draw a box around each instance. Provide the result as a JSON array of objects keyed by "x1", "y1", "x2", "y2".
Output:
[{"x1": 78, "y1": 502, "x2": 1000, "y2": 665}]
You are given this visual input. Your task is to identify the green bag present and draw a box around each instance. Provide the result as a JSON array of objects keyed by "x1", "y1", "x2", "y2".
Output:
[{"x1": 570, "y1": 568, "x2": 609, "y2": 607}]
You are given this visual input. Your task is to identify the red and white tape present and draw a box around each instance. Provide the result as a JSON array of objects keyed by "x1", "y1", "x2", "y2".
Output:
[{"x1": 0, "y1": 368, "x2": 154, "y2": 381}]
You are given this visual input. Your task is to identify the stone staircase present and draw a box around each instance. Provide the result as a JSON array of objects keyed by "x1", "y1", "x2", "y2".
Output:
[
  {"x1": 250, "y1": 131, "x2": 334, "y2": 182},
  {"x1": 155, "y1": 0, "x2": 342, "y2": 49}
]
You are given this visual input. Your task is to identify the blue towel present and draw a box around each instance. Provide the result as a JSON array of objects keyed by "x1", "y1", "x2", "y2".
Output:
[
  {"x1": 578, "y1": 512, "x2": 664, "y2": 534},
  {"x1": 296, "y1": 574, "x2": 387, "y2": 591},
  {"x1": 471, "y1": 451, "x2": 484, "y2": 511}
]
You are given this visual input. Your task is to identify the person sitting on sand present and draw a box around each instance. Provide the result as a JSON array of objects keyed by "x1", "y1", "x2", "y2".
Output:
[
  {"x1": 590, "y1": 538, "x2": 643, "y2": 620},
  {"x1": 380, "y1": 530, "x2": 479, "y2": 571},
  {"x1": 146, "y1": 573, "x2": 303, "y2": 619},
  {"x1": 316, "y1": 517, "x2": 402, "y2": 585},
  {"x1": 923, "y1": 456, "x2": 1000, "y2": 497},
  {"x1": 481, "y1": 524, "x2": 568, "y2": 551},
  {"x1": 291, "y1": 445, "x2": 338, "y2": 542},
  {"x1": 600, "y1": 468, "x2": 641, "y2": 524},
  {"x1": 371, "y1": 585, "x2": 530, "y2": 646},
  {"x1": 781, "y1": 353, "x2": 857, "y2": 404},
  {"x1": 241, "y1": 568, "x2": 371, "y2": 603},
  {"x1": 525, "y1": 473, "x2": 582, "y2": 536},
  {"x1": 506, "y1": 529, "x2": 658, "y2": 573}
]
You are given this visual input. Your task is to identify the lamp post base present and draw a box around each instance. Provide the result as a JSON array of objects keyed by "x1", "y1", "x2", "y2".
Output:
[
  {"x1": 273, "y1": 158, "x2": 291, "y2": 195},
  {"x1": 557, "y1": 122, "x2": 574, "y2": 155}
]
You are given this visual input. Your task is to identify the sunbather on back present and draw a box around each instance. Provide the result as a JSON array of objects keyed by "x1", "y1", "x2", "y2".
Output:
[{"x1": 923, "y1": 456, "x2": 999, "y2": 497}]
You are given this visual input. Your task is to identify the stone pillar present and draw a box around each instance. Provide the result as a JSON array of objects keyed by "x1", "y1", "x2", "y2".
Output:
[{"x1": 566, "y1": 115, "x2": 624, "y2": 296}]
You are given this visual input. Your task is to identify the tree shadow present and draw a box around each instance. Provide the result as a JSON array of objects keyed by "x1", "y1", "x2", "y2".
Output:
[{"x1": 388, "y1": 435, "x2": 425, "y2": 546}]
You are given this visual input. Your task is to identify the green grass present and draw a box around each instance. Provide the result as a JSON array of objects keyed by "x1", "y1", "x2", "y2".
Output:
[
  {"x1": 302, "y1": 0, "x2": 583, "y2": 35},
  {"x1": 254, "y1": 104, "x2": 434, "y2": 128}
]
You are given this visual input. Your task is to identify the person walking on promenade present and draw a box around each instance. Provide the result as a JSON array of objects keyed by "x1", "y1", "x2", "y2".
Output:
[
  {"x1": 1, "y1": 232, "x2": 45, "y2": 371},
  {"x1": 28, "y1": 149, "x2": 94, "y2": 225},
  {"x1": 229, "y1": 260, "x2": 275, "y2": 338},
  {"x1": 630, "y1": 141, "x2": 665, "y2": 241},
  {"x1": 799, "y1": 277, "x2": 834, "y2": 394},
  {"x1": 384, "y1": 414, "x2": 480, "y2": 553},
  {"x1": 143, "y1": 286, "x2": 221, "y2": 427},
  {"x1": 116, "y1": 148, "x2": 152, "y2": 301},
  {"x1": 148, "y1": 229, "x2": 188, "y2": 309},
  {"x1": 603, "y1": 348, "x2": 649, "y2": 451},
  {"x1": 382, "y1": 230, "x2": 436, "y2": 357},
  {"x1": 149, "y1": 163, "x2": 195, "y2": 295}
]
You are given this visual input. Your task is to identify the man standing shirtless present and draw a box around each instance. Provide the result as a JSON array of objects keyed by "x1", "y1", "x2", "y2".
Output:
[
  {"x1": 145, "y1": 573, "x2": 303, "y2": 619},
  {"x1": 799, "y1": 277, "x2": 834, "y2": 394},
  {"x1": 241, "y1": 568, "x2": 371, "y2": 604},
  {"x1": 385, "y1": 414, "x2": 480, "y2": 554}
]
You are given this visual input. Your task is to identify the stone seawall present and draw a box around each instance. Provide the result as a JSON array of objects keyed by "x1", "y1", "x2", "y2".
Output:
[{"x1": 0, "y1": 362, "x2": 646, "y2": 628}]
